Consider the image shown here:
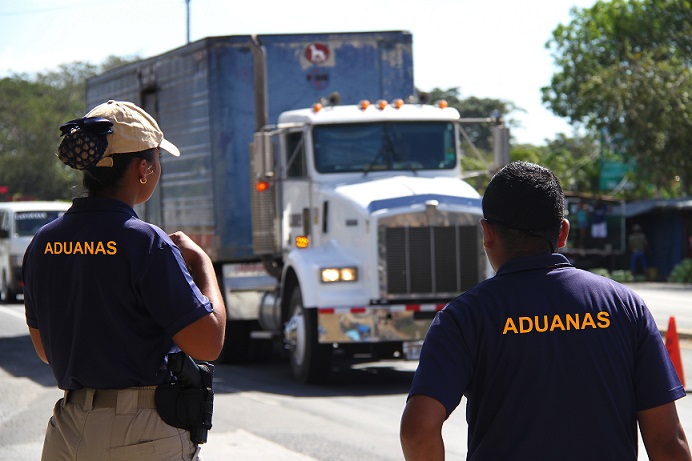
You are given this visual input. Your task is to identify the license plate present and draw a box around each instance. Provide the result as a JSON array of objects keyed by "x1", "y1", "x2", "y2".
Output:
[{"x1": 403, "y1": 341, "x2": 424, "y2": 360}]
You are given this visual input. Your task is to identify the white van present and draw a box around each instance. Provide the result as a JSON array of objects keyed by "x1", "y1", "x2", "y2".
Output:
[{"x1": 0, "y1": 201, "x2": 71, "y2": 303}]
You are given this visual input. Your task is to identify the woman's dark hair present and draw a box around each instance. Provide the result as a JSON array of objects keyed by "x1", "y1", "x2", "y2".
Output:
[{"x1": 82, "y1": 148, "x2": 156, "y2": 196}]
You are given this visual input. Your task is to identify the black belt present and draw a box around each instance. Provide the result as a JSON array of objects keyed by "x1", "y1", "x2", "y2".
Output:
[{"x1": 66, "y1": 387, "x2": 157, "y2": 409}]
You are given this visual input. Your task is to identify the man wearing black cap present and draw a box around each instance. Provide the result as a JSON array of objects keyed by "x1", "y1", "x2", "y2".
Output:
[{"x1": 400, "y1": 162, "x2": 690, "y2": 460}]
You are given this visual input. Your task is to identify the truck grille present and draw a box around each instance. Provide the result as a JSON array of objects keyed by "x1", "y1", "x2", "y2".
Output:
[{"x1": 382, "y1": 225, "x2": 481, "y2": 298}]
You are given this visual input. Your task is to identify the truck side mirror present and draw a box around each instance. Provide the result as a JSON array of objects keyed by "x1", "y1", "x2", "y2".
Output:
[
  {"x1": 0, "y1": 229, "x2": 8, "y2": 239},
  {"x1": 492, "y1": 125, "x2": 510, "y2": 171}
]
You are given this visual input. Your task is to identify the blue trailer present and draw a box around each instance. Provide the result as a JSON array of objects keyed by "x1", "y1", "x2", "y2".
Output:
[{"x1": 87, "y1": 32, "x2": 414, "y2": 259}]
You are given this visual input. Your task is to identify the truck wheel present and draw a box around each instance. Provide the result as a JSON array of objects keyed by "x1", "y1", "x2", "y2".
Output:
[{"x1": 285, "y1": 287, "x2": 332, "y2": 383}]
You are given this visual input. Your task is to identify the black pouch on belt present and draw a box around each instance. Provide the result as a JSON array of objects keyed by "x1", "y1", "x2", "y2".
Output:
[{"x1": 155, "y1": 352, "x2": 214, "y2": 444}]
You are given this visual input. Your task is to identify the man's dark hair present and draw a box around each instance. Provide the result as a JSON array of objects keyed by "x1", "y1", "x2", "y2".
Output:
[{"x1": 482, "y1": 161, "x2": 564, "y2": 254}]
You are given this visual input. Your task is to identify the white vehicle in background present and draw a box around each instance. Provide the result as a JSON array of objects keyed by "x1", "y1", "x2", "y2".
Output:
[{"x1": 0, "y1": 201, "x2": 71, "y2": 303}]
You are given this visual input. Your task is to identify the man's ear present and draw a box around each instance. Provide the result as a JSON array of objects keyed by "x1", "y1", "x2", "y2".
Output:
[
  {"x1": 480, "y1": 219, "x2": 495, "y2": 249},
  {"x1": 557, "y1": 218, "x2": 570, "y2": 249}
]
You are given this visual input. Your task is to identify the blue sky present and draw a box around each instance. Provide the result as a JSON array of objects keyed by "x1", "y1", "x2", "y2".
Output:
[{"x1": 0, "y1": 0, "x2": 597, "y2": 145}]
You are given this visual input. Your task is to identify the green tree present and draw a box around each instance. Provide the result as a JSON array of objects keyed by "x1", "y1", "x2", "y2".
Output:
[
  {"x1": 541, "y1": 133, "x2": 602, "y2": 194},
  {"x1": 428, "y1": 87, "x2": 519, "y2": 151},
  {"x1": 0, "y1": 65, "x2": 88, "y2": 201},
  {"x1": 0, "y1": 56, "x2": 139, "y2": 201},
  {"x1": 423, "y1": 87, "x2": 520, "y2": 192},
  {"x1": 542, "y1": 0, "x2": 692, "y2": 196}
]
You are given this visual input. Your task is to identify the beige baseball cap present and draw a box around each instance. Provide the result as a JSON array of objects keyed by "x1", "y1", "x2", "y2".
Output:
[{"x1": 85, "y1": 100, "x2": 180, "y2": 167}]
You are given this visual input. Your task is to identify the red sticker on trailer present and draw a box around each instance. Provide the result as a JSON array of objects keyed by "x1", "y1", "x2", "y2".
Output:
[{"x1": 305, "y1": 43, "x2": 330, "y2": 64}]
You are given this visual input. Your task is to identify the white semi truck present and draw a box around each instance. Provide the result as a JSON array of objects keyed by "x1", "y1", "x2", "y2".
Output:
[{"x1": 86, "y1": 32, "x2": 505, "y2": 382}]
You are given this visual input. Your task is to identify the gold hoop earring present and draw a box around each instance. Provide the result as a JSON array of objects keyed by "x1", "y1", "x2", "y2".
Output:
[{"x1": 140, "y1": 177, "x2": 148, "y2": 185}]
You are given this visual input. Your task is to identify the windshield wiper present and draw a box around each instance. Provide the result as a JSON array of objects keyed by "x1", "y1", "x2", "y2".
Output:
[
  {"x1": 362, "y1": 146, "x2": 388, "y2": 177},
  {"x1": 363, "y1": 127, "x2": 397, "y2": 177}
]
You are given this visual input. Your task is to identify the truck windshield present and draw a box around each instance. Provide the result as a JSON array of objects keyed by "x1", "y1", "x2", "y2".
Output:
[
  {"x1": 312, "y1": 122, "x2": 457, "y2": 173},
  {"x1": 15, "y1": 211, "x2": 65, "y2": 237}
]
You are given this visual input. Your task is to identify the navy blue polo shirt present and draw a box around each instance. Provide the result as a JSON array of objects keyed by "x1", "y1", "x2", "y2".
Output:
[
  {"x1": 24, "y1": 197, "x2": 214, "y2": 390},
  {"x1": 409, "y1": 253, "x2": 685, "y2": 460}
]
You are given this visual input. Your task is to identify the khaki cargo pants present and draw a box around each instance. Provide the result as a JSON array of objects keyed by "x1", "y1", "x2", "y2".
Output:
[{"x1": 41, "y1": 387, "x2": 200, "y2": 461}]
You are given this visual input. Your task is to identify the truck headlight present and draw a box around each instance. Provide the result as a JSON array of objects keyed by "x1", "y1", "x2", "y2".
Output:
[{"x1": 321, "y1": 267, "x2": 358, "y2": 283}]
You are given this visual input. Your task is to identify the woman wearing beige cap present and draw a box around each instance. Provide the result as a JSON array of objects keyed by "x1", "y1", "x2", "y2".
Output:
[{"x1": 23, "y1": 100, "x2": 226, "y2": 461}]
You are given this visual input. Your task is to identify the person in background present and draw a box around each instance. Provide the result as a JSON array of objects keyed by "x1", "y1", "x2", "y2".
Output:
[
  {"x1": 575, "y1": 201, "x2": 589, "y2": 249},
  {"x1": 591, "y1": 199, "x2": 609, "y2": 248},
  {"x1": 629, "y1": 223, "x2": 649, "y2": 278},
  {"x1": 23, "y1": 100, "x2": 226, "y2": 461},
  {"x1": 400, "y1": 161, "x2": 690, "y2": 461}
]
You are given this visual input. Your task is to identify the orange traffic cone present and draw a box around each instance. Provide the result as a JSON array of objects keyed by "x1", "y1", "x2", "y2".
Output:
[{"x1": 665, "y1": 316, "x2": 686, "y2": 388}]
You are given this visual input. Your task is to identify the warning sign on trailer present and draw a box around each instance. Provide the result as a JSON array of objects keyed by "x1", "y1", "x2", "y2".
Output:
[{"x1": 305, "y1": 43, "x2": 330, "y2": 64}]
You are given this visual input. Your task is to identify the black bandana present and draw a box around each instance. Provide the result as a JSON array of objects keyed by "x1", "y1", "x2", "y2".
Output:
[{"x1": 57, "y1": 117, "x2": 113, "y2": 170}]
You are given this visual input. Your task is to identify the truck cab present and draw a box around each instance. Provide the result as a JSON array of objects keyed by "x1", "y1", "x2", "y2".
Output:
[{"x1": 249, "y1": 99, "x2": 489, "y2": 382}]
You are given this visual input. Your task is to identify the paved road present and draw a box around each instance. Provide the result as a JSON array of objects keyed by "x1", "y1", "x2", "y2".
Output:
[
  {"x1": 625, "y1": 283, "x2": 692, "y2": 336},
  {"x1": 1, "y1": 282, "x2": 692, "y2": 460}
]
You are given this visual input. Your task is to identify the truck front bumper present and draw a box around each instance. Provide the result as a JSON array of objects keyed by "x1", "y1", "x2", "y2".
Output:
[{"x1": 315, "y1": 303, "x2": 445, "y2": 344}]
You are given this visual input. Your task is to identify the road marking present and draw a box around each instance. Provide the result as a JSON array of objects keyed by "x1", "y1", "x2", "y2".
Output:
[
  {"x1": 0, "y1": 305, "x2": 24, "y2": 320},
  {"x1": 213, "y1": 384, "x2": 282, "y2": 406},
  {"x1": 240, "y1": 392, "x2": 280, "y2": 406},
  {"x1": 204, "y1": 429, "x2": 318, "y2": 460}
]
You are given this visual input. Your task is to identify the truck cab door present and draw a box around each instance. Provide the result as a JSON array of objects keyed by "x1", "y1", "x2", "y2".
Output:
[{"x1": 282, "y1": 130, "x2": 313, "y2": 252}]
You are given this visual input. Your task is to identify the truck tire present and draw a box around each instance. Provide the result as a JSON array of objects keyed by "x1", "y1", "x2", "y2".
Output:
[{"x1": 285, "y1": 287, "x2": 332, "y2": 383}]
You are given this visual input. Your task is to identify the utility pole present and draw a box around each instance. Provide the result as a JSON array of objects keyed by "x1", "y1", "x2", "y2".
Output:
[{"x1": 186, "y1": 0, "x2": 191, "y2": 44}]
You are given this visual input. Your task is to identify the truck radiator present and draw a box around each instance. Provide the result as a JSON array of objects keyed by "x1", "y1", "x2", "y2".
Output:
[{"x1": 383, "y1": 225, "x2": 479, "y2": 297}]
